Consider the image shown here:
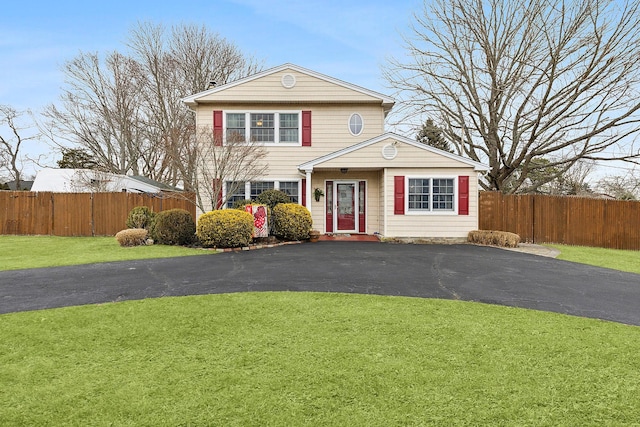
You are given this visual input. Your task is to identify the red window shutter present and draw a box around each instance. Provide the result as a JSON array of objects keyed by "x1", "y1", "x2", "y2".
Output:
[
  {"x1": 213, "y1": 110, "x2": 223, "y2": 146},
  {"x1": 458, "y1": 176, "x2": 469, "y2": 215},
  {"x1": 301, "y1": 179, "x2": 307, "y2": 207},
  {"x1": 394, "y1": 176, "x2": 405, "y2": 215},
  {"x1": 302, "y1": 111, "x2": 312, "y2": 146},
  {"x1": 213, "y1": 178, "x2": 223, "y2": 210}
]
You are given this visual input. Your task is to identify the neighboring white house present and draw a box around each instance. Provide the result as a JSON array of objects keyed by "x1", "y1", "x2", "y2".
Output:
[
  {"x1": 31, "y1": 168, "x2": 179, "y2": 193},
  {"x1": 182, "y1": 63, "x2": 489, "y2": 239}
]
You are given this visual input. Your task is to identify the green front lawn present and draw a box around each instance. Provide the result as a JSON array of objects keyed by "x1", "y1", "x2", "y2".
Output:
[
  {"x1": 1, "y1": 292, "x2": 639, "y2": 426},
  {"x1": 0, "y1": 235, "x2": 211, "y2": 270},
  {"x1": 548, "y1": 244, "x2": 640, "y2": 275}
]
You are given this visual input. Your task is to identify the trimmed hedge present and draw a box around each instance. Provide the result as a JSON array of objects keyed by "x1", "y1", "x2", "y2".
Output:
[
  {"x1": 197, "y1": 209, "x2": 254, "y2": 248},
  {"x1": 150, "y1": 209, "x2": 195, "y2": 246},
  {"x1": 272, "y1": 203, "x2": 312, "y2": 241},
  {"x1": 468, "y1": 230, "x2": 520, "y2": 248},
  {"x1": 115, "y1": 228, "x2": 149, "y2": 247},
  {"x1": 126, "y1": 206, "x2": 155, "y2": 230}
]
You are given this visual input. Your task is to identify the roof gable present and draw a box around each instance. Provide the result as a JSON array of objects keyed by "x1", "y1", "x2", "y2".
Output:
[
  {"x1": 298, "y1": 133, "x2": 490, "y2": 172},
  {"x1": 182, "y1": 63, "x2": 395, "y2": 112}
]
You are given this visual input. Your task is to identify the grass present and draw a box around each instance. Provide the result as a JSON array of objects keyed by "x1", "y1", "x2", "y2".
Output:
[
  {"x1": 0, "y1": 235, "x2": 211, "y2": 270},
  {"x1": 548, "y1": 244, "x2": 640, "y2": 275},
  {"x1": 1, "y1": 292, "x2": 639, "y2": 426}
]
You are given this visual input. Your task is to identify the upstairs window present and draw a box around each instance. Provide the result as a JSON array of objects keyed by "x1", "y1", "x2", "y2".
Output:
[
  {"x1": 279, "y1": 114, "x2": 299, "y2": 143},
  {"x1": 251, "y1": 113, "x2": 275, "y2": 143},
  {"x1": 226, "y1": 112, "x2": 300, "y2": 144},
  {"x1": 226, "y1": 113, "x2": 245, "y2": 142}
]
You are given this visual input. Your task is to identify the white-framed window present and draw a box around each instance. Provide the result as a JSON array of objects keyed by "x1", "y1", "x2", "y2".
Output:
[
  {"x1": 226, "y1": 113, "x2": 245, "y2": 141},
  {"x1": 225, "y1": 111, "x2": 301, "y2": 145},
  {"x1": 407, "y1": 177, "x2": 455, "y2": 212},
  {"x1": 225, "y1": 180, "x2": 301, "y2": 207},
  {"x1": 250, "y1": 181, "x2": 274, "y2": 199},
  {"x1": 226, "y1": 181, "x2": 247, "y2": 208},
  {"x1": 348, "y1": 113, "x2": 364, "y2": 136},
  {"x1": 278, "y1": 181, "x2": 299, "y2": 204}
]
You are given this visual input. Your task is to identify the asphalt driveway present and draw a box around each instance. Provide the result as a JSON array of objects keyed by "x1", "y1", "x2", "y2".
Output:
[{"x1": 1, "y1": 242, "x2": 639, "y2": 325}]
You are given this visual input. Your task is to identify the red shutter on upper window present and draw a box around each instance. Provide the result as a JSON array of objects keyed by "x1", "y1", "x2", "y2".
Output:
[
  {"x1": 213, "y1": 178, "x2": 223, "y2": 210},
  {"x1": 213, "y1": 110, "x2": 223, "y2": 146},
  {"x1": 301, "y1": 179, "x2": 306, "y2": 206},
  {"x1": 458, "y1": 176, "x2": 469, "y2": 215},
  {"x1": 302, "y1": 111, "x2": 311, "y2": 146},
  {"x1": 394, "y1": 176, "x2": 405, "y2": 215}
]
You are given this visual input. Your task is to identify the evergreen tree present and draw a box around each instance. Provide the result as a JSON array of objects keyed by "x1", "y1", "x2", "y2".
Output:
[{"x1": 416, "y1": 119, "x2": 452, "y2": 152}]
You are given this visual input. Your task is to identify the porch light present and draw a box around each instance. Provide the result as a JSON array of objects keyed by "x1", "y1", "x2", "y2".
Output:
[{"x1": 340, "y1": 168, "x2": 348, "y2": 174}]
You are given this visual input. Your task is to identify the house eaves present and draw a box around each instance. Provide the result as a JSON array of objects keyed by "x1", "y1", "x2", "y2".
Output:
[
  {"x1": 298, "y1": 132, "x2": 490, "y2": 172},
  {"x1": 181, "y1": 63, "x2": 395, "y2": 114}
]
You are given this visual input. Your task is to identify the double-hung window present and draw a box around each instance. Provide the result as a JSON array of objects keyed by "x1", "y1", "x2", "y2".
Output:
[
  {"x1": 226, "y1": 112, "x2": 300, "y2": 144},
  {"x1": 250, "y1": 181, "x2": 274, "y2": 199},
  {"x1": 226, "y1": 113, "x2": 245, "y2": 142},
  {"x1": 226, "y1": 180, "x2": 300, "y2": 207},
  {"x1": 278, "y1": 181, "x2": 299, "y2": 203},
  {"x1": 226, "y1": 181, "x2": 247, "y2": 208},
  {"x1": 408, "y1": 178, "x2": 455, "y2": 212}
]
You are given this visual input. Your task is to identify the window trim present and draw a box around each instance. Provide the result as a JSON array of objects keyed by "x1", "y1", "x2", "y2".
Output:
[
  {"x1": 405, "y1": 175, "x2": 458, "y2": 215},
  {"x1": 223, "y1": 110, "x2": 302, "y2": 146},
  {"x1": 223, "y1": 179, "x2": 303, "y2": 208}
]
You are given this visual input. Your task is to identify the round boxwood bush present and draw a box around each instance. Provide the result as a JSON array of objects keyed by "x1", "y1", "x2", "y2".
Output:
[
  {"x1": 150, "y1": 208, "x2": 195, "y2": 246},
  {"x1": 272, "y1": 203, "x2": 312, "y2": 241},
  {"x1": 196, "y1": 209, "x2": 254, "y2": 248},
  {"x1": 256, "y1": 189, "x2": 291, "y2": 209},
  {"x1": 126, "y1": 206, "x2": 155, "y2": 230}
]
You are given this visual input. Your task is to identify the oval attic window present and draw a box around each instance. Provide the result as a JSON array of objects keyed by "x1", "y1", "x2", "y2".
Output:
[{"x1": 349, "y1": 113, "x2": 363, "y2": 136}]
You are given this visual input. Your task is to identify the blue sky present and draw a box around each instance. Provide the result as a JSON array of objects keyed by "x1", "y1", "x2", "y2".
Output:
[{"x1": 1, "y1": 0, "x2": 422, "y2": 111}]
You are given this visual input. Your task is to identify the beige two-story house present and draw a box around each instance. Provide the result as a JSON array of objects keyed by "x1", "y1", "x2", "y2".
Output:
[{"x1": 183, "y1": 63, "x2": 488, "y2": 239}]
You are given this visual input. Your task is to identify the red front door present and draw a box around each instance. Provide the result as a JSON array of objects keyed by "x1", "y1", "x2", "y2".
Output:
[{"x1": 336, "y1": 182, "x2": 356, "y2": 231}]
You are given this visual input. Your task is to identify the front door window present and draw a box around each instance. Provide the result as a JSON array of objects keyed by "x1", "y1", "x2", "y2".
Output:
[{"x1": 336, "y1": 182, "x2": 356, "y2": 231}]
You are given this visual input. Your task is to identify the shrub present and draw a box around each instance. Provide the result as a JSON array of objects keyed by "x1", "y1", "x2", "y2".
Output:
[
  {"x1": 256, "y1": 189, "x2": 291, "y2": 209},
  {"x1": 468, "y1": 230, "x2": 520, "y2": 248},
  {"x1": 196, "y1": 209, "x2": 254, "y2": 248},
  {"x1": 126, "y1": 206, "x2": 155, "y2": 230},
  {"x1": 150, "y1": 209, "x2": 195, "y2": 246},
  {"x1": 272, "y1": 203, "x2": 312, "y2": 241},
  {"x1": 115, "y1": 228, "x2": 149, "y2": 247}
]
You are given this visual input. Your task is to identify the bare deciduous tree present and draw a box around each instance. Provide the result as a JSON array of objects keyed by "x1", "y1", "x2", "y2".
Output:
[
  {"x1": 0, "y1": 105, "x2": 39, "y2": 189},
  {"x1": 597, "y1": 171, "x2": 640, "y2": 200},
  {"x1": 385, "y1": 0, "x2": 640, "y2": 193},
  {"x1": 42, "y1": 22, "x2": 262, "y2": 194},
  {"x1": 194, "y1": 127, "x2": 268, "y2": 212},
  {"x1": 42, "y1": 52, "x2": 146, "y2": 175}
]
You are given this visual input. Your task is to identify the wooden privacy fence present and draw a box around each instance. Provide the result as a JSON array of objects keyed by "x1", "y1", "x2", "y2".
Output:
[
  {"x1": 1, "y1": 191, "x2": 196, "y2": 237},
  {"x1": 479, "y1": 192, "x2": 640, "y2": 250}
]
